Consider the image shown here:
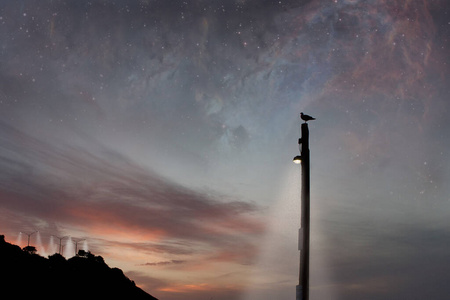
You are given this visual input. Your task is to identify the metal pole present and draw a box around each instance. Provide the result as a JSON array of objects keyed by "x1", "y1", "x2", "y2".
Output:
[
  {"x1": 296, "y1": 123, "x2": 310, "y2": 300},
  {"x1": 53, "y1": 236, "x2": 68, "y2": 255},
  {"x1": 73, "y1": 239, "x2": 86, "y2": 256},
  {"x1": 21, "y1": 231, "x2": 37, "y2": 247}
]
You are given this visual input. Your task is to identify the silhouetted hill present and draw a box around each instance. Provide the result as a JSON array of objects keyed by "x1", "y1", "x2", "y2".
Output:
[{"x1": 0, "y1": 235, "x2": 157, "y2": 300}]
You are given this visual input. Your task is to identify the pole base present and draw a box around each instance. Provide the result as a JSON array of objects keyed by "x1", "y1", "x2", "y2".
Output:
[{"x1": 296, "y1": 285, "x2": 302, "y2": 300}]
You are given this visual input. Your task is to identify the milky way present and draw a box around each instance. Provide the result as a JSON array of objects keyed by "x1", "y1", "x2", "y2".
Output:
[{"x1": 1, "y1": 1, "x2": 450, "y2": 299}]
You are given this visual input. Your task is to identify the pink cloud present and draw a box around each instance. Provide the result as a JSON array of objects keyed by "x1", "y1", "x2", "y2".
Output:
[{"x1": 0, "y1": 122, "x2": 264, "y2": 270}]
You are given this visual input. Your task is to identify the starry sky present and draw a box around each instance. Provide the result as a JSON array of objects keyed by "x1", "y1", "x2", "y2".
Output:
[{"x1": 1, "y1": 0, "x2": 450, "y2": 299}]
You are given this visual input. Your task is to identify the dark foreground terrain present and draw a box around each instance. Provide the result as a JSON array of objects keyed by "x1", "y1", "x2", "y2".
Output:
[{"x1": 0, "y1": 235, "x2": 157, "y2": 300}]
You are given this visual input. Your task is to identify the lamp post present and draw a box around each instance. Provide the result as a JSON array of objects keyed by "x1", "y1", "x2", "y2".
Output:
[
  {"x1": 21, "y1": 231, "x2": 37, "y2": 247},
  {"x1": 73, "y1": 238, "x2": 86, "y2": 256},
  {"x1": 293, "y1": 118, "x2": 312, "y2": 300},
  {"x1": 52, "y1": 235, "x2": 68, "y2": 255}
]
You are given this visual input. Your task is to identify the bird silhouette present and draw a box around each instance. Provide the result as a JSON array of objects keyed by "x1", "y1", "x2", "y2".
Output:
[{"x1": 300, "y1": 112, "x2": 315, "y2": 123}]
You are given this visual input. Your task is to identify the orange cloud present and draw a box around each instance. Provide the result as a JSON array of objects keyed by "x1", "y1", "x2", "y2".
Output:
[
  {"x1": 157, "y1": 282, "x2": 241, "y2": 293},
  {"x1": 66, "y1": 205, "x2": 167, "y2": 242}
]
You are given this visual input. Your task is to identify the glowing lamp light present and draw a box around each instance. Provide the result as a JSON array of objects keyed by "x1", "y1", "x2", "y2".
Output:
[{"x1": 293, "y1": 155, "x2": 302, "y2": 164}]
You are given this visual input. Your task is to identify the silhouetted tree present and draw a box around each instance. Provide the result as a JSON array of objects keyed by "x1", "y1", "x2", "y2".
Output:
[
  {"x1": 48, "y1": 253, "x2": 66, "y2": 264},
  {"x1": 95, "y1": 255, "x2": 105, "y2": 264},
  {"x1": 22, "y1": 245, "x2": 37, "y2": 254}
]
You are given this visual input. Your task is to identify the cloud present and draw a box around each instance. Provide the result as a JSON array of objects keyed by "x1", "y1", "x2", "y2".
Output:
[
  {"x1": 0, "y1": 122, "x2": 264, "y2": 265},
  {"x1": 154, "y1": 282, "x2": 244, "y2": 300},
  {"x1": 139, "y1": 260, "x2": 186, "y2": 267}
]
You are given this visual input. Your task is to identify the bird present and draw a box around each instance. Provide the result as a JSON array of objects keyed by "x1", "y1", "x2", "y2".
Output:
[{"x1": 300, "y1": 112, "x2": 315, "y2": 123}]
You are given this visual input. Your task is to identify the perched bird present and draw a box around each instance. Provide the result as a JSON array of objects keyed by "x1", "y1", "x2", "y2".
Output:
[{"x1": 300, "y1": 112, "x2": 315, "y2": 123}]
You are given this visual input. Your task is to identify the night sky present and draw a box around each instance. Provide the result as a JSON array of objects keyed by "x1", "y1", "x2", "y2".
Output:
[{"x1": 1, "y1": 1, "x2": 450, "y2": 299}]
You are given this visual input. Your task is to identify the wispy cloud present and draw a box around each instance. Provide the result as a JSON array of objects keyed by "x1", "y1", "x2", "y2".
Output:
[
  {"x1": 139, "y1": 260, "x2": 186, "y2": 267},
  {"x1": 0, "y1": 121, "x2": 264, "y2": 269}
]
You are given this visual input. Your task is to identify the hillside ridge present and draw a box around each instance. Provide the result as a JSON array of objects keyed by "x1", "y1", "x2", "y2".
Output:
[{"x1": 0, "y1": 235, "x2": 158, "y2": 300}]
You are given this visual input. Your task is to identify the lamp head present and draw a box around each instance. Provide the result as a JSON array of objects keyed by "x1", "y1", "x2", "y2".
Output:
[{"x1": 293, "y1": 155, "x2": 302, "y2": 164}]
